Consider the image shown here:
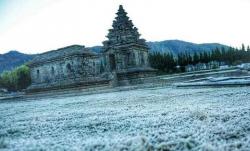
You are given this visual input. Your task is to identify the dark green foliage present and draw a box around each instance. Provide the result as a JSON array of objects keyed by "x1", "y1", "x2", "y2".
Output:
[
  {"x1": 211, "y1": 46, "x2": 250, "y2": 65},
  {"x1": 192, "y1": 52, "x2": 200, "y2": 65},
  {"x1": 247, "y1": 46, "x2": 250, "y2": 51},
  {"x1": 149, "y1": 44, "x2": 250, "y2": 73},
  {"x1": 0, "y1": 65, "x2": 31, "y2": 91},
  {"x1": 177, "y1": 53, "x2": 192, "y2": 72},
  {"x1": 149, "y1": 52, "x2": 177, "y2": 73},
  {"x1": 242, "y1": 44, "x2": 245, "y2": 51}
]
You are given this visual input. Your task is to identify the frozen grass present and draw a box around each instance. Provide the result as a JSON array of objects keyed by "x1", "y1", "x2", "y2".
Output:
[{"x1": 0, "y1": 86, "x2": 250, "y2": 150}]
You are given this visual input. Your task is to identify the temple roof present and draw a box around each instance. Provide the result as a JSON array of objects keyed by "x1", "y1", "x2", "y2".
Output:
[
  {"x1": 103, "y1": 5, "x2": 147, "y2": 50},
  {"x1": 29, "y1": 45, "x2": 96, "y2": 66}
]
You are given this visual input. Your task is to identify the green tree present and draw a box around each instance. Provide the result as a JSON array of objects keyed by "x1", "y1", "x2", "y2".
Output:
[
  {"x1": 192, "y1": 52, "x2": 199, "y2": 65},
  {"x1": 242, "y1": 44, "x2": 245, "y2": 51},
  {"x1": 16, "y1": 65, "x2": 31, "y2": 90},
  {"x1": 149, "y1": 52, "x2": 177, "y2": 73},
  {"x1": 247, "y1": 46, "x2": 250, "y2": 51},
  {"x1": 0, "y1": 65, "x2": 31, "y2": 91}
]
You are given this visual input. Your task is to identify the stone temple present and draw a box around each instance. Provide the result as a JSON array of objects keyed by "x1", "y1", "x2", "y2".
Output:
[{"x1": 28, "y1": 5, "x2": 155, "y2": 92}]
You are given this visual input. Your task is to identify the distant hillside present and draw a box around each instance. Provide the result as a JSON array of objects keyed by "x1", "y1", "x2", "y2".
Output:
[
  {"x1": 89, "y1": 40, "x2": 228, "y2": 55},
  {"x1": 0, "y1": 51, "x2": 35, "y2": 73},
  {"x1": 88, "y1": 46, "x2": 102, "y2": 53},
  {"x1": 147, "y1": 40, "x2": 228, "y2": 55},
  {"x1": 0, "y1": 40, "x2": 229, "y2": 73}
]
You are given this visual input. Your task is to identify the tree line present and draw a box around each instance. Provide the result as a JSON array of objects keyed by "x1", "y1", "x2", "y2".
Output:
[
  {"x1": 0, "y1": 65, "x2": 31, "y2": 92},
  {"x1": 149, "y1": 44, "x2": 250, "y2": 73}
]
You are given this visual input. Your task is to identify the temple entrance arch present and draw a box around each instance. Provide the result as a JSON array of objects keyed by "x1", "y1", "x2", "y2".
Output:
[{"x1": 109, "y1": 54, "x2": 116, "y2": 71}]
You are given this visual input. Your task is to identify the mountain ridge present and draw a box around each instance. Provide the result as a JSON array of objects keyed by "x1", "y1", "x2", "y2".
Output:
[
  {"x1": 0, "y1": 51, "x2": 35, "y2": 74},
  {"x1": 146, "y1": 40, "x2": 228, "y2": 55},
  {"x1": 0, "y1": 40, "x2": 229, "y2": 73}
]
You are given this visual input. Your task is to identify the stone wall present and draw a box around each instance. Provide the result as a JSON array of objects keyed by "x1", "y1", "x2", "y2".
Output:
[
  {"x1": 30, "y1": 55, "x2": 102, "y2": 86},
  {"x1": 103, "y1": 45, "x2": 150, "y2": 72}
]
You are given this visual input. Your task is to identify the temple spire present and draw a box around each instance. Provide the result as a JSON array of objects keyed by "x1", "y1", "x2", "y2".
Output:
[
  {"x1": 103, "y1": 5, "x2": 146, "y2": 50},
  {"x1": 117, "y1": 5, "x2": 126, "y2": 15}
]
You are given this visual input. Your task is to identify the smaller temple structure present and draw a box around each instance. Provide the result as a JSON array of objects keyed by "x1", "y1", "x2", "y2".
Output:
[
  {"x1": 28, "y1": 45, "x2": 110, "y2": 92},
  {"x1": 27, "y1": 5, "x2": 155, "y2": 92}
]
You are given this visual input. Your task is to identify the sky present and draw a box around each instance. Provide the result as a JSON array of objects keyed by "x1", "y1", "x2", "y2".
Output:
[{"x1": 0, "y1": 0, "x2": 250, "y2": 54}]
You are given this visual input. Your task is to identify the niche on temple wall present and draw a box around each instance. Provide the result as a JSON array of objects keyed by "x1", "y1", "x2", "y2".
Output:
[
  {"x1": 66, "y1": 63, "x2": 75, "y2": 78},
  {"x1": 51, "y1": 66, "x2": 55, "y2": 76},
  {"x1": 36, "y1": 69, "x2": 40, "y2": 79},
  {"x1": 140, "y1": 51, "x2": 145, "y2": 66},
  {"x1": 127, "y1": 51, "x2": 135, "y2": 67}
]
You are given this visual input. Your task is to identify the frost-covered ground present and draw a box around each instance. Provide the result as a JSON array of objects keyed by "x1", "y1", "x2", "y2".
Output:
[
  {"x1": 176, "y1": 76, "x2": 250, "y2": 87},
  {"x1": 1, "y1": 86, "x2": 250, "y2": 151}
]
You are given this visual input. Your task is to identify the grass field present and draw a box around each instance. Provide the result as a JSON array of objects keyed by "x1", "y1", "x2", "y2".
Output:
[{"x1": 0, "y1": 86, "x2": 250, "y2": 150}]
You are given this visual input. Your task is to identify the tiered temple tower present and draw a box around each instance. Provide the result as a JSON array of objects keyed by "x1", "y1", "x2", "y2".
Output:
[{"x1": 102, "y1": 5, "x2": 155, "y2": 84}]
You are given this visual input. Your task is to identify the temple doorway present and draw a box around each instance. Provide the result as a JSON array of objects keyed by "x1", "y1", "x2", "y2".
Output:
[{"x1": 109, "y1": 54, "x2": 116, "y2": 71}]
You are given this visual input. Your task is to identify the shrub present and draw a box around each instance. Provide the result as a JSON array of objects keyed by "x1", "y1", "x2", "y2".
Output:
[{"x1": 0, "y1": 65, "x2": 31, "y2": 91}]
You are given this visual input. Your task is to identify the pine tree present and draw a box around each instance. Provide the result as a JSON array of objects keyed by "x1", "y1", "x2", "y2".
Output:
[
  {"x1": 199, "y1": 52, "x2": 204, "y2": 63},
  {"x1": 193, "y1": 52, "x2": 199, "y2": 65},
  {"x1": 203, "y1": 52, "x2": 209, "y2": 63},
  {"x1": 241, "y1": 44, "x2": 245, "y2": 51}
]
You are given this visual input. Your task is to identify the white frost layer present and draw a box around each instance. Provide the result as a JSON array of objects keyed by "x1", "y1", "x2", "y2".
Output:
[
  {"x1": 176, "y1": 76, "x2": 250, "y2": 87},
  {"x1": 0, "y1": 87, "x2": 250, "y2": 150}
]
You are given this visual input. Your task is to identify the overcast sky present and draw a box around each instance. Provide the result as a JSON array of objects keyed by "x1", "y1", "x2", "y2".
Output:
[{"x1": 0, "y1": 0, "x2": 250, "y2": 54}]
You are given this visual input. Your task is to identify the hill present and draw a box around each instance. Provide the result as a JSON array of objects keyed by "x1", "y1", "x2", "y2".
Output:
[
  {"x1": 0, "y1": 40, "x2": 229, "y2": 73},
  {"x1": 147, "y1": 40, "x2": 228, "y2": 55},
  {"x1": 89, "y1": 40, "x2": 228, "y2": 55},
  {"x1": 0, "y1": 51, "x2": 35, "y2": 73}
]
